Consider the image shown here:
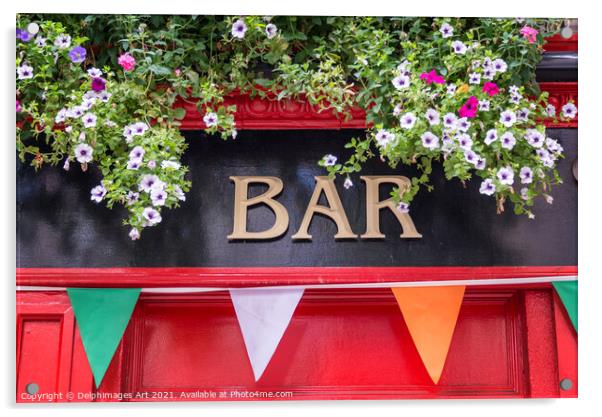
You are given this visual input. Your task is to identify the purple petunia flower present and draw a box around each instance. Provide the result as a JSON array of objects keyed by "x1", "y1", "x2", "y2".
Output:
[
  {"x1": 16, "y1": 28, "x2": 33, "y2": 42},
  {"x1": 68, "y1": 46, "x2": 87, "y2": 64},
  {"x1": 91, "y1": 77, "x2": 106, "y2": 92}
]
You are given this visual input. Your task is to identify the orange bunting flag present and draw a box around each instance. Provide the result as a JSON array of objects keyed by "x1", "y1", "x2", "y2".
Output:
[{"x1": 391, "y1": 285, "x2": 466, "y2": 384}]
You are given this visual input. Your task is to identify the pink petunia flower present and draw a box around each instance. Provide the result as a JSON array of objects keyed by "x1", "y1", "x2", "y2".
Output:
[
  {"x1": 458, "y1": 96, "x2": 479, "y2": 119},
  {"x1": 118, "y1": 53, "x2": 136, "y2": 71},
  {"x1": 16, "y1": 99, "x2": 21, "y2": 112},
  {"x1": 520, "y1": 26, "x2": 539, "y2": 44},
  {"x1": 482, "y1": 82, "x2": 500, "y2": 97},
  {"x1": 419, "y1": 70, "x2": 446, "y2": 85}
]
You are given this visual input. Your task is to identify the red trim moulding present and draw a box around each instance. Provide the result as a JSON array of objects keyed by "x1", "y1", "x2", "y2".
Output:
[
  {"x1": 174, "y1": 82, "x2": 577, "y2": 131},
  {"x1": 16, "y1": 265, "x2": 577, "y2": 288}
]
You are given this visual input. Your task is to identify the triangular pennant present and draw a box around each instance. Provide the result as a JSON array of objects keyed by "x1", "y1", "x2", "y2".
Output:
[
  {"x1": 230, "y1": 288, "x2": 304, "y2": 381},
  {"x1": 391, "y1": 285, "x2": 465, "y2": 384},
  {"x1": 553, "y1": 281, "x2": 578, "y2": 332},
  {"x1": 67, "y1": 288, "x2": 141, "y2": 387}
]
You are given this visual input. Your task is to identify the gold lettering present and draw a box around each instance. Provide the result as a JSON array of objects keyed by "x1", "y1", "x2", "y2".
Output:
[
  {"x1": 361, "y1": 176, "x2": 422, "y2": 239},
  {"x1": 292, "y1": 176, "x2": 357, "y2": 240},
  {"x1": 228, "y1": 176, "x2": 289, "y2": 240}
]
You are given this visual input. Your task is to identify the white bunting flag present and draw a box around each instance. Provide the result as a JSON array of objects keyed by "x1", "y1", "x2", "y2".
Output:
[{"x1": 229, "y1": 288, "x2": 304, "y2": 381}]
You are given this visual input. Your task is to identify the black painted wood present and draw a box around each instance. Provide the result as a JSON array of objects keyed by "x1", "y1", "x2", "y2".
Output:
[{"x1": 17, "y1": 129, "x2": 577, "y2": 268}]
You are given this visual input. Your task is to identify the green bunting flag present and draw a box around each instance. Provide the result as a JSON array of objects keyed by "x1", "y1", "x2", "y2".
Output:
[
  {"x1": 552, "y1": 281, "x2": 578, "y2": 332},
  {"x1": 67, "y1": 288, "x2": 141, "y2": 387}
]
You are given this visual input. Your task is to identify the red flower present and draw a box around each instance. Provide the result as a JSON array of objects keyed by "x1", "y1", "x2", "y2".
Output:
[
  {"x1": 459, "y1": 96, "x2": 479, "y2": 118},
  {"x1": 482, "y1": 82, "x2": 500, "y2": 97},
  {"x1": 419, "y1": 70, "x2": 446, "y2": 85}
]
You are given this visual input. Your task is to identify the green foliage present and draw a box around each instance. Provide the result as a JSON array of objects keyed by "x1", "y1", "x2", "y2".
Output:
[{"x1": 16, "y1": 15, "x2": 574, "y2": 239}]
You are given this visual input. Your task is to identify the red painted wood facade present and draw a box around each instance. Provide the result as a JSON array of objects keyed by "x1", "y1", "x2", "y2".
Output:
[{"x1": 16, "y1": 35, "x2": 578, "y2": 402}]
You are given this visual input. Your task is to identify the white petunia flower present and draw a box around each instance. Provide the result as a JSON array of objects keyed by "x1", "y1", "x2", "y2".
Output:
[
  {"x1": 500, "y1": 132, "x2": 516, "y2": 150},
  {"x1": 129, "y1": 228, "x2": 140, "y2": 240},
  {"x1": 90, "y1": 184, "x2": 107, "y2": 203},
  {"x1": 343, "y1": 178, "x2": 353, "y2": 189},
  {"x1": 392, "y1": 74, "x2": 410, "y2": 90},
  {"x1": 479, "y1": 179, "x2": 496, "y2": 196},
  {"x1": 443, "y1": 113, "x2": 457, "y2": 130},
  {"x1": 421, "y1": 132, "x2": 439, "y2": 150},
  {"x1": 497, "y1": 166, "x2": 514, "y2": 185},
  {"x1": 55, "y1": 108, "x2": 68, "y2": 124},
  {"x1": 126, "y1": 191, "x2": 139, "y2": 205},
  {"x1": 265, "y1": 23, "x2": 278, "y2": 39},
  {"x1": 323, "y1": 154, "x2": 337, "y2": 166},
  {"x1": 546, "y1": 137, "x2": 563, "y2": 154},
  {"x1": 63, "y1": 158, "x2": 70, "y2": 171},
  {"x1": 446, "y1": 84, "x2": 457, "y2": 95},
  {"x1": 440, "y1": 23, "x2": 454, "y2": 38},
  {"x1": 393, "y1": 104, "x2": 403, "y2": 117},
  {"x1": 520, "y1": 167, "x2": 533, "y2": 184},
  {"x1": 132, "y1": 122, "x2": 149, "y2": 136},
  {"x1": 476, "y1": 157, "x2": 487, "y2": 170},
  {"x1": 479, "y1": 100, "x2": 490, "y2": 111},
  {"x1": 129, "y1": 146, "x2": 145, "y2": 161},
  {"x1": 54, "y1": 34, "x2": 71, "y2": 49},
  {"x1": 375, "y1": 129, "x2": 395, "y2": 147},
  {"x1": 142, "y1": 207, "x2": 162, "y2": 225},
  {"x1": 517, "y1": 108, "x2": 530, "y2": 121},
  {"x1": 425, "y1": 108, "x2": 440, "y2": 126},
  {"x1": 456, "y1": 133, "x2": 473, "y2": 150},
  {"x1": 87, "y1": 67, "x2": 103, "y2": 78},
  {"x1": 74, "y1": 143, "x2": 93, "y2": 163},
  {"x1": 561, "y1": 103, "x2": 577, "y2": 119},
  {"x1": 147, "y1": 160, "x2": 157, "y2": 169},
  {"x1": 231, "y1": 19, "x2": 248, "y2": 39},
  {"x1": 492, "y1": 58, "x2": 508, "y2": 73},
  {"x1": 173, "y1": 185, "x2": 186, "y2": 201},
  {"x1": 468, "y1": 72, "x2": 481, "y2": 84},
  {"x1": 399, "y1": 112, "x2": 417, "y2": 129},
  {"x1": 82, "y1": 113, "x2": 97, "y2": 128},
  {"x1": 457, "y1": 117, "x2": 471, "y2": 132},
  {"x1": 451, "y1": 40, "x2": 467, "y2": 54},
  {"x1": 520, "y1": 187, "x2": 530, "y2": 200},
  {"x1": 127, "y1": 160, "x2": 141, "y2": 170},
  {"x1": 161, "y1": 160, "x2": 181, "y2": 170},
  {"x1": 139, "y1": 174, "x2": 163, "y2": 193},
  {"x1": 546, "y1": 104, "x2": 556, "y2": 117},
  {"x1": 499, "y1": 110, "x2": 517, "y2": 127},
  {"x1": 35, "y1": 36, "x2": 46, "y2": 47},
  {"x1": 525, "y1": 129, "x2": 545, "y2": 148},
  {"x1": 17, "y1": 64, "x2": 34, "y2": 80},
  {"x1": 484, "y1": 129, "x2": 498, "y2": 145},
  {"x1": 482, "y1": 67, "x2": 495, "y2": 80},
  {"x1": 464, "y1": 150, "x2": 479, "y2": 165},
  {"x1": 150, "y1": 187, "x2": 167, "y2": 206},
  {"x1": 397, "y1": 202, "x2": 410, "y2": 213},
  {"x1": 203, "y1": 112, "x2": 218, "y2": 127},
  {"x1": 397, "y1": 60, "x2": 410, "y2": 73}
]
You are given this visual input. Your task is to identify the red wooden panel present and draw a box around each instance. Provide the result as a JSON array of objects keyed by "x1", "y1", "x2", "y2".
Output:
[
  {"x1": 523, "y1": 290, "x2": 560, "y2": 397},
  {"x1": 16, "y1": 284, "x2": 572, "y2": 401},
  {"x1": 120, "y1": 289, "x2": 526, "y2": 400},
  {"x1": 553, "y1": 292, "x2": 578, "y2": 397},
  {"x1": 16, "y1": 291, "x2": 128, "y2": 403}
]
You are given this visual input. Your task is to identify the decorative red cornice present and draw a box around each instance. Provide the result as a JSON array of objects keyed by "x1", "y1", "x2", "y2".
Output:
[
  {"x1": 175, "y1": 82, "x2": 577, "y2": 131},
  {"x1": 544, "y1": 34, "x2": 578, "y2": 52},
  {"x1": 16, "y1": 265, "x2": 577, "y2": 288}
]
